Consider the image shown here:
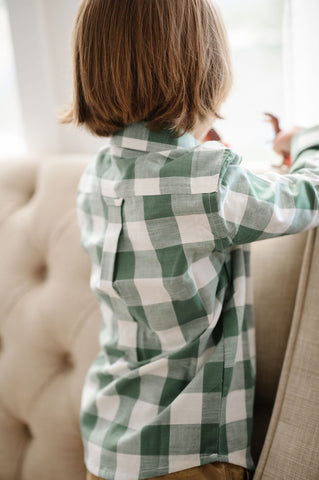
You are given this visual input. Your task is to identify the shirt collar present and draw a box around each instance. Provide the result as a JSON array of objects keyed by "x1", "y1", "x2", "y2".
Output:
[{"x1": 110, "y1": 122, "x2": 200, "y2": 152}]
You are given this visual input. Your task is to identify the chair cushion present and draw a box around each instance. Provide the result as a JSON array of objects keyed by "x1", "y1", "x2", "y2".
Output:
[
  {"x1": 254, "y1": 228, "x2": 319, "y2": 479},
  {"x1": 251, "y1": 231, "x2": 308, "y2": 462}
]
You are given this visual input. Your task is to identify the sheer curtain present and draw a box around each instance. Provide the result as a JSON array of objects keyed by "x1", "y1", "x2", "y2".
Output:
[
  {"x1": 284, "y1": 0, "x2": 319, "y2": 127},
  {"x1": 6, "y1": 0, "x2": 105, "y2": 156}
]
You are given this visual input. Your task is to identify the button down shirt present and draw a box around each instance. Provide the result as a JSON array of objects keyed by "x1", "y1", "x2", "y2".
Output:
[{"x1": 77, "y1": 123, "x2": 319, "y2": 480}]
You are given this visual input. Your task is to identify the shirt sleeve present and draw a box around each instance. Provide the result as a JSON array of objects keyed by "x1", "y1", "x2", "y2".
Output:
[{"x1": 209, "y1": 125, "x2": 319, "y2": 248}]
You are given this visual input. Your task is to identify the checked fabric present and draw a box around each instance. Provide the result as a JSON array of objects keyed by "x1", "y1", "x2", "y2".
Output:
[{"x1": 77, "y1": 123, "x2": 319, "y2": 480}]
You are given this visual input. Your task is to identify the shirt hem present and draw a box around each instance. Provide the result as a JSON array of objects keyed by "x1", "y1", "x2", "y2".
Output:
[{"x1": 85, "y1": 454, "x2": 247, "y2": 480}]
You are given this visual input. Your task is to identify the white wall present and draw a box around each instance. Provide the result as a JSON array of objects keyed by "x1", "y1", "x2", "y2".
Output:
[
  {"x1": 7, "y1": 0, "x2": 106, "y2": 155},
  {"x1": 284, "y1": 0, "x2": 319, "y2": 127}
]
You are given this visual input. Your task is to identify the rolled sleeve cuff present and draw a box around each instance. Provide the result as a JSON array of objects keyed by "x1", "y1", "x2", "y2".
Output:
[{"x1": 291, "y1": 125, "x2": 319, "y2": 162}]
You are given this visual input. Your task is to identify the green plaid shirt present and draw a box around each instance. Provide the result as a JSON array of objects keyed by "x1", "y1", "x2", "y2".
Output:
[{"x1": 77, "y1": 123, "x2": 319, "y2": 480}]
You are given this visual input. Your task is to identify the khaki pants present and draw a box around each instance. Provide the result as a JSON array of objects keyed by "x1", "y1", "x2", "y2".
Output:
[{"x1": 87, "y1": 462, "x2": 252, "y2": 480}]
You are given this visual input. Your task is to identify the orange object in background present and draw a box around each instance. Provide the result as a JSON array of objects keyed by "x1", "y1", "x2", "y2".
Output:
[{"x1": 204, "y1": 128, "x2": 230, "y2": 147}]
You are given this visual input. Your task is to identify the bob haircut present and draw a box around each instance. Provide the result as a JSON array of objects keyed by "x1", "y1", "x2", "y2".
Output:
[{"x1": 62, "y1": 0, "x2": 233, "y2": 137}]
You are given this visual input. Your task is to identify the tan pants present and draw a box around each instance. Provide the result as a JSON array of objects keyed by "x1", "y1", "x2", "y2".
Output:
[{"x1": 86, "y1": 462, "x2": 252, "y2": 480}]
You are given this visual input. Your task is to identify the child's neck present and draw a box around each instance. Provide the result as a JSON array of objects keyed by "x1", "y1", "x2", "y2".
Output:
[{"x1": 190, "y1": 115, "x2": 216, "y2": 142}]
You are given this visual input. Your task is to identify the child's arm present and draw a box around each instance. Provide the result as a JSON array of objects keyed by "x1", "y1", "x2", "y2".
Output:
[{"x1": 210, "y1": 125, "x2": 319, "y2": 248}]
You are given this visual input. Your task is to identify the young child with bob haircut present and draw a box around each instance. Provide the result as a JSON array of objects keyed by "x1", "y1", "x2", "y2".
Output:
[{"x1": 64, "y1": 0, "x2": 319, "y2": 479}]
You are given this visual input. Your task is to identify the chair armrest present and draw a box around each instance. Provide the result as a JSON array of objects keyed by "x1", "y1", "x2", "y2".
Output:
[{"x1": 254, "y1": 227, "x2": 319, "y2": 479}]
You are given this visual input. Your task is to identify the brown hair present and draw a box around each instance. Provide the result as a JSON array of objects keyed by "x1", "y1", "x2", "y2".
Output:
[{"x1": 61, "y1": 0, "x2": 233, "y2": 137}]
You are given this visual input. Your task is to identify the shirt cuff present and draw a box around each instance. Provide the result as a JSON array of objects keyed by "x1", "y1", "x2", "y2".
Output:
[{"x1": 291, "y1": 125, "x2": 319, "y2": 162}]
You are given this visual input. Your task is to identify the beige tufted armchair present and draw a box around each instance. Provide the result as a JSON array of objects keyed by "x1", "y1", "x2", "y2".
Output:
[{"x1": 0, "y1": 157, "x2": 318, "y2": 480}]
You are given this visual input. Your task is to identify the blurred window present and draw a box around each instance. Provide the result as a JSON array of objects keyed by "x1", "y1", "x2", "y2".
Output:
[
  {"x1": 215, "y1": 0, "x2": 285, "y2": 164},
  {"x1": 0, "y1": 0, "x2": 285, "y2": 161},
  {"x1": 0, "y1": 0, "x2": 27, "y2": 157}
]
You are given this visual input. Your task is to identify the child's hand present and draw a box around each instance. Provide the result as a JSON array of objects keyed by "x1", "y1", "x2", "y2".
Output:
[{"x1": 273, "y1": 126, "x2": 303, "y2": 157}]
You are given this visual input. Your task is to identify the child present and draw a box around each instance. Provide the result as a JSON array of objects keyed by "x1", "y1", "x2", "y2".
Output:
[{"x1": 63, "y1": 1, "x2": 319, "y2": 479}]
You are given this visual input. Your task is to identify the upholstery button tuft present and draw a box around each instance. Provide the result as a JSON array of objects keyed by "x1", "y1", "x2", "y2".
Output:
[
  {"x1": 26, "y1": 188, "x2": 35, "y2": 202},
  {"x1": 23, "y1": 423, "x2": 33, "y2": 440},
  {"x1": 61, "y1": 352, "x2": 74, "y2": 371},
  {"x1": 33, "y1": 264, "x2": 47, "y2": 281}
]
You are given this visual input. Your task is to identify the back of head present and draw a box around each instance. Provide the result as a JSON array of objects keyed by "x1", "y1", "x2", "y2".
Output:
[{"x1": 63, "y1": 0, "x2": 233, "y2": 137}]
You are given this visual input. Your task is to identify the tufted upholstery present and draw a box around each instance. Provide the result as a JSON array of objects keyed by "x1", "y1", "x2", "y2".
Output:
[
  {"x1": 0, "y1": 157, "x2": 100, "y2": 479},
  {"x1": 0, "y1": 157, "x2": 318, "y2": 480}
]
